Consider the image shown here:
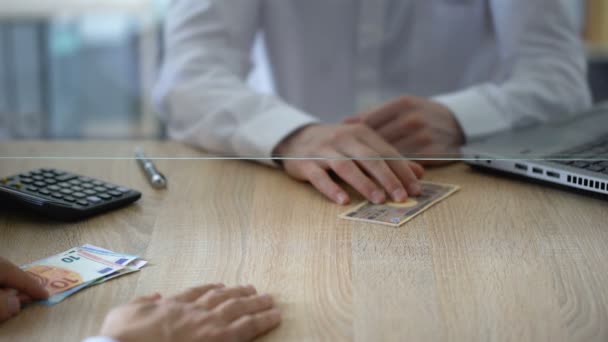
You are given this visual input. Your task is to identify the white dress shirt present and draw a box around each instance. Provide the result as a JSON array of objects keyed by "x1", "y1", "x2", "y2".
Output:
[{"x1": 154, "y1": 0, "x2": 591, "y2": 163}]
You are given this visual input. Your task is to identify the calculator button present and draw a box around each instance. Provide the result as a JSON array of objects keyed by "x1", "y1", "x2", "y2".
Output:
[
  {"x1": 77, "y1": 200, "x2": 89, "y2": 206},
  {"x1": 92, "y1": 180, "x2": 103, "y2": 186},
  {"x1": 98, "y1": 193, "x2": 111, "y2": 200},
  {"x1": 51, "y1": 193, "x2": 63, "y2": 199},
  {"x1": 82, "y1": 183, "x2": 93, "y2": 189},
  {"x1": 108, "y1": 190, "x2": 123, "y2": 197},
  {"x1": 39, "y1": 189, "x2": 51, "y2": 196},
  {"x1": 48, "y1": 185, "x2": 60, "y2": 191},
  {"x1": 42, "y1": 173, "x2": 54, "y2": 178},
  {"x1": 58, "y1": 182, "x2": 70, "y2": 188},
  {"x1": 41, "y1": 168, "x2": 53, "y2": 173},
  {"x1": 33, "y1": 175, "x2": 44, "y2": 181},
  {"x1": 84, "y1": 189, "x2": 96, "y2": 196},
  {"x1": 73, "y1": 192, "x2": 86, "y2": 198},
  {"x1": 34, "y1": 181, "x2": 46, "y2": 187},
  {"x1": 64, "y1": 196, "x2": 76, "y2": 202},
  {"x1": 87, "y1": 196, "x2": 102, "y2": 204},
  {"x1": 71, "y1": 186, "x2": 83, "y2": 192},
  {"x1": 56, "y1": 174, "x2": 76, "y2": 182},
  {"x1": 78, "y1": 177, "x2": 91, "y2": 182},
  {"x1": 27, "y1": 186, "x2": 39, "y2": 192},
  {"x1": 20, "y1": 172, "x2": 33, "y2": 178},
  {"x1": 60, "y1": 188, "x2": 73, "y2": 195},
  {"x1": 45, "y1": 179, "x2": 57, "y2": 184},
  {"x1": 20, "y1": 178, "x2": 33, "y2": 184},
  {"x1": 31, "y1": 170, "x2": 42, "y2": 175},
  {"x1": 93, "y1": 187, "x2": 106, "y2": 192},
  {"x1": 116, "y1": 187, "x2": 130, "y2": 194},
  {"x1": 69, "y1": 179, "x2": 81, "y2": 185}
]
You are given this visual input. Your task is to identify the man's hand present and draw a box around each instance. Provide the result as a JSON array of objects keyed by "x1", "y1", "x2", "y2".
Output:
[
  {"x1": 0, "y1": 257, "x2": 49, "y2": 322},
  {"x1": 345, "y1": 96, "x2": 465, "y2": 166},
  {"x1": 99, "y1": 284, "x2": 281, "y2": 342},
  {"x1": 274, "y1": 123, "x2": 424, "y2": 205}
]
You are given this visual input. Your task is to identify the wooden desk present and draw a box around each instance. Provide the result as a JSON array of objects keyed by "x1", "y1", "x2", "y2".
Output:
[{"x1": 1, "y1": 141, "x2": 607, "y2": 342}]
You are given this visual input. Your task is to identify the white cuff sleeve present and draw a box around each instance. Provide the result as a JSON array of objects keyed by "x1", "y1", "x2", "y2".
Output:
[
  {"x1": 82, "y1": 337, "x2": 119, "y2": 342},
  {"x1": 234, "y1": 106, "x2": 319, "y2": 167},
  {"x1": 434, "y1": 87, "x2": 510, "y2": 141}
]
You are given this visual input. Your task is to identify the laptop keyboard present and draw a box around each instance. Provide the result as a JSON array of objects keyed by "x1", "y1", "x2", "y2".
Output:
[{"x1": 550, "y1": 134, "x2": 608, "y2": 174}]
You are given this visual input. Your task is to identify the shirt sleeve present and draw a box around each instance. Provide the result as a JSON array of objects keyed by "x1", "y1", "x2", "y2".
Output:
[
  {"x1": 154, "y1": 0, "x2": 319, "y2": 166},
  {"x1": 433, "y1": 0, "x2": 592, "y2": 141},
  {"x1": 82, "y1": 337, "x2": 119, "y2": 342}
]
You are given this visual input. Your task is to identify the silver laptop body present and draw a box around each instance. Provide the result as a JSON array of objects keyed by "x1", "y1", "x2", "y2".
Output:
[{"x1": 461, "y1": 104, "x2": 608, "y2": 195}]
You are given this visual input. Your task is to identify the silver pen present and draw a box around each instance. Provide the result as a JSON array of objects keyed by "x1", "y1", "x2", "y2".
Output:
[{"x1": 135, "y1": 147, "x2": 167, "y2": 189}]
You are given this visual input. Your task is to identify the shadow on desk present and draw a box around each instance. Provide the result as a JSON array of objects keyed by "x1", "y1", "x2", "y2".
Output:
[{"x1": 0, "y1": 198, "x2": 145, "y2": 228}]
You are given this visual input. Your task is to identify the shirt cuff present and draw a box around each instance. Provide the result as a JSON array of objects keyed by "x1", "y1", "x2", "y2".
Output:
[
  {"x1": 82, "y1": 337, "x2": 119, "y2": 342},
  {"x1": 434, "y1": 87, "x2": 510, "y2": 141},
  {"x1": 233, "y1": 105, "x2": 319, "y2": 167}
]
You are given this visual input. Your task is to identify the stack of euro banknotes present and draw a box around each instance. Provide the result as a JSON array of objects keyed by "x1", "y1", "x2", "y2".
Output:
[{"x1": 21, "y1": 244, "x2": 147, "y2": 305}]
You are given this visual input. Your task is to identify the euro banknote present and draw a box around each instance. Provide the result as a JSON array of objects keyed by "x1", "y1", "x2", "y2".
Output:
[{"x1": 23, "y1": 245, "x2": 148, "y2": 305}]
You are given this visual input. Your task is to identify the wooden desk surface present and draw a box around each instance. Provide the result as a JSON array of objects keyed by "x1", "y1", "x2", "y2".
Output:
[{"x1": 1, "y1": 141, "x2": 607, "y2": 342}]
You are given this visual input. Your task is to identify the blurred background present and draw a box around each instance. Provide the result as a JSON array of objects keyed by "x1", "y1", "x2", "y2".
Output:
[{"x1": 0, "y1": 0, "x2": 606, "y2": 140}]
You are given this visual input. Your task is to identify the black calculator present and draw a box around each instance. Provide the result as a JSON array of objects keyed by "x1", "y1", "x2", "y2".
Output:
[{"x1": 0, "y1": 168, "x2": 141, "y2": 221}]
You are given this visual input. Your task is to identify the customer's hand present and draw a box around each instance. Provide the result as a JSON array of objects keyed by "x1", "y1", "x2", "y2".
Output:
[
  {"x1": 274, "y1": 123, "x2": 424, "y2": 205},
  {"x1": 99, "y1": 284, "x2": 281, "y2": 342},
  {"x1": 345, "y1": 96, "x2": 465, "y2": 166},
  {"x1": 0, "y1": 257, "x2": 49, "y2": 322}
]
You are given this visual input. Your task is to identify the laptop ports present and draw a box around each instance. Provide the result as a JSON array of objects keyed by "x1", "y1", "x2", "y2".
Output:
[{"x1": 515, "y1": 163, "x2": 528, "y2": 171}]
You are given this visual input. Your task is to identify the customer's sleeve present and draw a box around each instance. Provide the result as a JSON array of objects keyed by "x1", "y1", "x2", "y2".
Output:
[
  {"x1": 154, "y1": 0, "x2": 318, "y2": 165},
  {"x1": 434, "y1": 0, "x2": 592, "y2": 141}
]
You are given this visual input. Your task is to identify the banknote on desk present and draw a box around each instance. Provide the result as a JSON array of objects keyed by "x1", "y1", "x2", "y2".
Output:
[
  {"x1": 339, "y1": 181, "x2": 460, "y2": 227},
  {"x1": 22, "y1": 244, "x2": 148, "y2": 305}
]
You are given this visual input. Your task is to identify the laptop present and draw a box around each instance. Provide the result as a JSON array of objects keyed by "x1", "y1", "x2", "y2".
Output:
[{"x1": 461, "y1": 104, "x2": 608, "y2": 196}]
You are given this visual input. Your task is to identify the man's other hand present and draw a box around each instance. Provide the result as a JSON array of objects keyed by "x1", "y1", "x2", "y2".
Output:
[{"x1": 346, "y1": 96, "x2": 465, "y2": 166}]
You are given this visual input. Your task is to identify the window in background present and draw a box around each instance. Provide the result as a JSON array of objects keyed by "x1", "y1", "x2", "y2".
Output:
[
  {"x1": 0, "y1": 0, "x2": 166, "y2": 140},
  {"x1": 585, "y1": 0, "x2": 608, "y2": 103}
]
